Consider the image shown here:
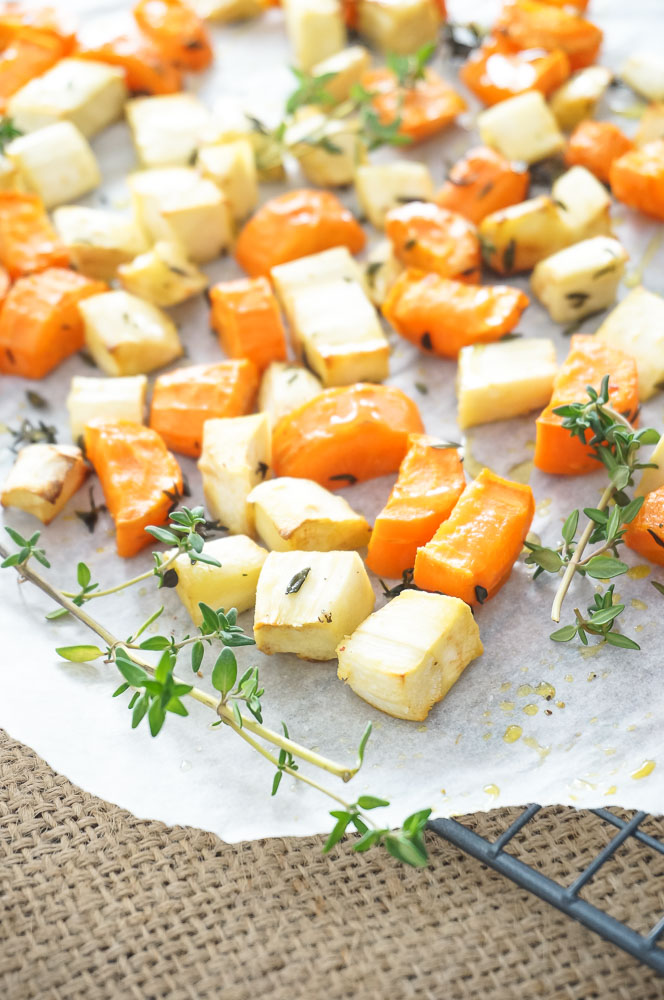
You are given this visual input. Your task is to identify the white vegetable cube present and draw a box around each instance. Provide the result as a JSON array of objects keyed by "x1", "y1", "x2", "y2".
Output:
[
  {"x1": 190, "y1": 0, "x2": 263, "y2": 21},
  {"x1": 479, "y1": 196, "x2": 571, "y2": 274},
  {"x1": 174, "y1": 535, "x2": 268, "y2": 625},
  {"x1": 198, "y1": 414, "x2": 272, "y2": 536},
  {"x1": 271, "y1": 246, "x2": 367, "y2": 324},
  {"x1": 355, "y1": 161, "x2": 434, "y2": 229},
  {"x1": 126, "y1": 94, "x2": 212, "y2": 168},
  {"x1": 456, "y1": 337, "x2": 557, "y2": 430},
  {"x1": 254, "y1": 550, "x2": 375, "y2": 660},
  {"x1": 283, "y1": 0, "x2": 346, "y2": 71},
  {"x1": 197, "y1": 139, "x2": 258, "y2": 221},
  {"x1": 478, "y1": 91, "x2": 564, "y2": 165},
  {"x1": 6, "y1": 122, "x2": 101, "y2": 209},
  {"x1": 596, "y1": 287, "x2": 664, "y2": 401},
  {"x1": 52, "y1": 206, "x2": 149, "y2": 281},
  {"x1": 0, "y1": 154, "x2": 20, "y2": 190},
  {"x1": 1, "y1": 444, "x2": 88, "y2": 524},
  {"x1": 549, "y1": 66, "x2": 612, "y2": 131},
  {"x1": 117, "y1": 241, "x2": 208, "y2": 307},
  {"x1": 336, "y1": 590, "x2": 483, "y2": 721},
  {"x1": 363, "y1": 239, "x2": 403, "y2": 307},
  {"x1": 7, "y1": 58, "x2": 126, "y2": 137},
  {"x1": 258, "y1": 362, "x2": 323, "y2": 427},
  {"x1": 203, "y1": 96, "x2": 286, "y2": 181},
  {"x1": 78, "y1": 290, "x2": 183, "y2": 376},
  {"x1": 247, "y1": 477, "x2": 371, "y2": 551},
  {"x1": 311, "y1": 45, "x2": 372, "y2": 104},
  {"x1": 129, "y1": 168, "x2": 232, "y2": 262},
  {"x1": 621, "y1": 53, "x2": 664, "y2": 102},
  {"x1": 636, "y1": 435, "x2": 664, "y2": 497},
  {"x1": 287, "y1": 114, "x2": 365, "y2": 187},
  {"x1": 530, "y1": 236, "x2": 628, "y2": 323},
  {"x1": 357, "y1": 0, "x2": 441, "y2": 55},
  {"x1": 66, "y1": 374, "x2": 148, "y2": 441},
  {"x1": 552, "y1": 166, "x2": 613, "y2": 242}
]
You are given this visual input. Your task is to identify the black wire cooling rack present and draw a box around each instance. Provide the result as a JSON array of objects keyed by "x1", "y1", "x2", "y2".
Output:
[{"x1": 429, "y1": 805, "x2": 664, "y2": 973}]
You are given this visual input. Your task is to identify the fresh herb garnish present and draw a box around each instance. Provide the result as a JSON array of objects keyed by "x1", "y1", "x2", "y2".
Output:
[
  {"x1": 25, "y1": 390, "x2": 48, "y2": 409},
  {"x1": 286, "y1": 567, "x2": 311, "y2": 594},
  {"x1": 330, "y1": 473, "x2": 358, "y2": 484},
  {"x1": 6, "y1": 418, "x2": 57, "y2": 451},
  {"x1": 0, "y1": 116, "x2": 21, "y2": 152},
  {"x1": 75, "y1": 486, "x2": 108, "y2": 534}
]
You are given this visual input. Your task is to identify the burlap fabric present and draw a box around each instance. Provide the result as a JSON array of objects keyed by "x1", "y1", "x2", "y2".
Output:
[{"x1": 1, "y1": 729, "x2": 663, "y2": 999}]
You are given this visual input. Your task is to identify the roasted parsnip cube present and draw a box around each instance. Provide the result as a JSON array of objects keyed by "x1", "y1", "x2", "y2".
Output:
[
  {"x1": 635, "y1": 103, "x2": 664, "y2": 147},
  {"x1": 117, "y1": 241, "x2": 208, "y2": 306},
  {"x1": 1, "y1": 444, "x2": 88, "y2": 524},
  {"x1": 336, "y1": 590, "x2": 483, "y2": 721},
  {"x1": 271, "y1": 246, "x2": 367, "y2": 325},
  {"x1": 552, "y1": 166, "x2": 613, "y2": 242},
  {"x1": 52, "y1": 206, "x2": 149, "y2": 281},
  {"x1": 479, "y1": 196, "x2": 572, "y2": 274},
  {"x1": 197, "y1": 138, "x2": 258, "y2": 221},
  {"x1": 283, "y1": 0, "x2": 346, "y2": 71},
  {"x1": 355, "y1": 161, "x2": 434, "y2": 229},
  {"x1": 287, "y1": 114, "x2": 365, "y2": 187},
  {"x1": 636, "y1": 435, "x2": 664, "y2": 498},
  {"x1": 7, "y1": 58, "x2": 127, "y2": 137},
  {"x1": 254, "y1": 550, "x2": 375, "y2": 660},
  {"x1": 531, "y1": 236, "x2": 628, "y2": 323},
  {"x1": 67, "y1": 374, "x2": 148, "y2": 441},
  {"x1": 596, "y1": 286, "x2": 664, "y2": 400},
  {"x1": 0, "y1": 154, "x2": 20, "y2": 190},
  {"x1": 621, "y1": 53, "x2": 664, "y2": 102},
  {"x1": 258, "y1": 362, "x2": 323, "y2": 427},
  {"x1": 126, "y1": 94, "x2": 212, "y2": 168},
  {"x1": 190, "y1": 0, "x2": 263, "y2": 21},
  {"x1": 363, "y1": 239, "x2": 403, "y2": 307},
  {"x1": 478, "y1": 91, "x2": 564, "y2": 165},
  {"x1": 78, "y1": 290, "x2": 183, "y2": 376},
  {"x1": 198, "y1": 414, "x2": 271, "y2": 536},
  {"x1": 357, "y1": 0, "x2": 441, "y2": 55},
  {"x1": 129, "y1": 168, "x2": 232, "y2": 263},
  {"x1": 310, "y1": 46, "x2": 372, "y2": 104},
  {"x1": 203, "y1": 96, "x2": 286, "y2": 182},
  {"x1": 174, "y1": 535, "x2": 268, "y2": 625},
  {"x1": 248, "y1": 477, "x2": 371, "y2": 551},
  {"x1": 550, "y1": 66, "x2": 612, "y2": 131},
  {"x1": 7, "y1": 122, "x2": 101, "y2": 209},
  {"x1": 456, "y1": 338, "x2": 557, "y2": 430}
]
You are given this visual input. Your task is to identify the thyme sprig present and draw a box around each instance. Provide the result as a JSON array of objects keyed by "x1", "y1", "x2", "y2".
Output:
[{"x1": 0, "y1": 116, "x2": 21, "y2": 152}]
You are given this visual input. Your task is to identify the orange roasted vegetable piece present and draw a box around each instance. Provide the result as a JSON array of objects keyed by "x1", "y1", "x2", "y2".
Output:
[
  {"x1": 0, "y1": 4, "x2": 76, "y2": 52},
  {"x1": 625, "y1": 486, "x2": 664, "y2": 566},
  {"x1": 494, "y1": 0, "x2": 602, "y2": 70},
  {"x1": 534, "y1": 335, "x2": 639, "y2": 476},
  {"x1": 272, "y1": 384, "x2": 424, "y2": 490},
  {"x1": 149, "y1": 360, "x2": 259, "y2": 458},
  {"x1": 413, "y1": 467, "x2": 535, "y2": 605},
  {"x1": 0, "y1": 29, "x2": 65, "y2": 108},
  {"x1": 235, "y1": 190, "x2": 366, "y2": 278},
  {"x1": 210, "y1": 276, "x2": 288, "y2": 372},
  {"x1": 0, "y1": 267, "x2": 106, "y2": 378},
  {"x1": 565, "y1": 120, "x2": 634, "y2": 186},
  {"x1": 0, "y1": 192, "x2": 69, "y2": 280},
  {"x1": 361, "y1": 66, "x2": 466, "y2": 144},
  {"x1": 366, "y1": 435, "x2": 466, "y2": 579},
  {"x1": 385, "y1": 202, "x2": 480, "y2": 283},
  {"x1": 133, "y1": 0, "x2": 212, "y2": 72},
  {"x1": 609, "y1": 140, "x2": 664, "y2": 222},
  {"x1": 76, "y1": 33, "x2": 182, "y2": 95},
  {"x1": 382, "y1": 269, "x2": 529, "y2": 359},
  {"x1": 435, "y1": 146, "x2": 529, "y2": 225},
  {"x1": 84, "y1": 420, "x2": 182, "y2": 558},
  {"x1": 0, "y1": 265, "x2": 9, "y2": 309},
  {"x1": 460, "y1": 38, "x2": 570, "y2": 106}
]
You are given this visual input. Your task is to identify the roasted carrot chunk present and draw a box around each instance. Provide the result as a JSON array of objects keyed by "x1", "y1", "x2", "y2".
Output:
[
  {"x1": 609, "y1": 140, "x2": 664, "y2": 222},
  {"x1": 565, "y1": 121, "x2": 634, "y2": 186},
  {"x1": 382, "y1": 269, "x2": 529, "y2": 359},
  {"x1": 534, "y1": 334, "x2": 639, "y2": 476},
  {"x1": 0, "y1": 5, "x2": 77, "y2": 52},
  {"x1": 0, "y1": 192, "x2": 69, "y2": 280},
  {"x1": 76, "y1": 33, "x2": 182, "y2": 95},
  {"x1": 272, "y1": 383, "x2": 424, "y2": 490},
  {"x1": 0, "y1": 267, "x2": 106, "y2": 379},
  {"x1": 625, "y1": 486, "x2": 664, "y2": 566},
  {"x1": 0, "y1": 265, "x2": 9, "y2": 310},
  {"x1": 210, "y1": 276, "x2": 288, "y2": 372},
  {"x1": 385, "y1": 202, "x2": 481, "y2": 283},
  {"x1": 494, "y1": 0, "x2": 602, "y2": 70},
  {"x1": 235, "y1": 190, "x2": 366, "y2": 278},
  {"x1": 413, "y1": 467, "x2": 535, "y2": 605},
  {"x1": 149, "y1": 360, "x2": 259, "y2": 458},
  {"x1": 460, "y1": 38, "x2": 570, "y2": 106},
  {"x1": 0, "y1": 30, "x2": 65, "y2": 107},
  {"x1": 366, "y1": 435, "x2": 466, "y2": 579},
  {"x1": 435, "y1": 146, "x2": 530, "y2": 225},
  {"x1": 361, "y1": 66, "x2": 466, "y2": 144},
  {"x1": 133, "y1": 0, "x2": 212, "y2": 72},
  {"x1": 84, "y1": 420, "x2": 182, "y2": 558}
]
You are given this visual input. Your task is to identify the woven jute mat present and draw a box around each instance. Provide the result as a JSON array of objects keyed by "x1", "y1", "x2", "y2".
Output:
[{"x1": 1, "y1": 730, "x2": 663, "y2": 1000}]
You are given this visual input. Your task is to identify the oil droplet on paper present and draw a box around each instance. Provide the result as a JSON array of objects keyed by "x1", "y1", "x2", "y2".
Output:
[
  {"x1": 536, "y1": 497, "x2": 552, "y2": 516},
  {"x1": 631, "y1": 598, "x2": 648, "y2": 611},
  {"x1": 484, "y1": 784, "x2": 500, "y2": 798},
  {"x1": 508, "y1": 458, "x2": 533, "y2": 484},
  {"x1": 517, "y1": 683, "x2": 534, "y2": 697},
  {"x1": 535, "y1": 681, "x2": 555, "y2": 700},
  {"x1": 417, "y1": 725, "x2": 427, "y2": 732},
  {"x1": 180, "y1": 759, "x2": 192, "y2": 772},
  {"x1": 500, "y1": 701, "x2": 515, "y2": 711},
  {"x1": 627, "y1": 564, "x2": 651, "y2": 580},
  {"x1": 503, "y1": 725, "x2": 522, "y2": 744},
  {"x1": 523, "y1": 704, "x2": 538, "y2": 716},
  {"x1": 483, "y1": 732, "x2": 491, "y2": 741},
  {"x1": 462, "y1": 434, "x2": 489, "y2": 479},
  {"x1": 604, "y1": 747, "x2": 616, "y2": 755},
  {"x1": 523, "y1": 736, "x2": 550, "y2": 760},
  {"x1": 500, "y1": 681, "x2": 512, "y2": 692},
  {"x1": 631, "y1": 761, "x2": 655, "y2": 780},
  {"x1": 580, "y1": 644, "x2": 602, "y2": 659},
  {"x1": 605, "y1": 786, "x2": 617, "y2": 796},
  {"x1": 564, "y1": 674, "x2": 574, "y2": 683},
  {"x1": 556, "y1": 701, "x2": 566, "y2": 709}
]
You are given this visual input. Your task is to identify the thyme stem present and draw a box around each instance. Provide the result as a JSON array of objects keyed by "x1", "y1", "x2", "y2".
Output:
[{"x1": 551, "y1": 483, "x2": 614, "y2": 623}]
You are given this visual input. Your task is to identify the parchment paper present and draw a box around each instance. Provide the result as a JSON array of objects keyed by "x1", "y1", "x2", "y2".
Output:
[{"x1": 1, "y1": 0, "x2": 663, "y2": 841}]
